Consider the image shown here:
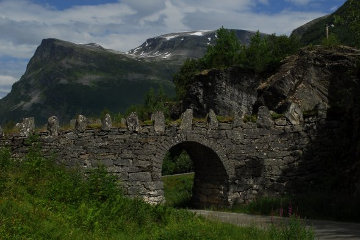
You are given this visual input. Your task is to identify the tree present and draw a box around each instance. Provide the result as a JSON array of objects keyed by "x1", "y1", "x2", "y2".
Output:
[
  {"x1": 203, "y1": 27, "x2": 243, "y2": 68},
  {"x1": 173, "y1": 58, "x2": 203, "y2": 99}
]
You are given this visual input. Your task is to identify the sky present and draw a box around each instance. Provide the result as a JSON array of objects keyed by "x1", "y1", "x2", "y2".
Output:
[{"x1": 0, "y1": 0, "x2": 346, "y2": 98}]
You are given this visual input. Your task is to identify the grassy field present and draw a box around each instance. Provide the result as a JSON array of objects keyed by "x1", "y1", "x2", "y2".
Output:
[{"x1": 0, "y1": 147, "x2": 314, "y2": 239}]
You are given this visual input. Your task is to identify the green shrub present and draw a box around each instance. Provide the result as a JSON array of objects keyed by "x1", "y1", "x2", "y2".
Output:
[
  {"x1": 321, "y1": 33, "x2": 340, "y2": 48},
  {"x1": 162, "y1": 151, "x2": 193, "y2": 176}
]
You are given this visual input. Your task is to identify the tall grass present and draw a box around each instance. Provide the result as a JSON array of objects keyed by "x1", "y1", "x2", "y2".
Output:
[
  {"x1": 162, "y1": 173, "x2": 194, "y2": 208},
  {"x1": 0, "y1": 147, "x2": 313, "y2": 240}
]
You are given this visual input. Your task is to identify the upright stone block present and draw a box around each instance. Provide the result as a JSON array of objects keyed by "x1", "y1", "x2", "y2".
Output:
[
  {"x1": 233, "y1": 110, "x2": 244, "y2": 128},
  {"x1": 256, "y1": 106, "x2": 273, "y2": 129},
  {"x1": 16, "y1": 117, "x2": 35, "y2": 137},
  {"x1": 316, "y1": 102, "x2": 327, "y2": 119},
  {"x1": 207, "y1": 109, "x2": 218, "y2": 129},
  {"x1": 120, "y1": 118, "x2": 126, "y2": 127},
  {"x1": 47, "y1": 116, "x2": 59, "y2": 136},
  {"x1": 180, "y1": 109, "x2": 193, "y2": 131},
  {"x1": 127, "y1": 112, "x2": 140, "y2": 132},
  {"x1": 151, "y1": 111, "x2": 165, "y2": 133},
  {"x1": 75, "y1": 115, "x2": 87, "y2": 132},
  {"x1": 101, "y1": 113, "x2": 112, "y2": 131},
  {"x1": 285, "y1": 103, "x2": 303, "y2": 125},
  {"x1": 70, "y1": 119, "x2": 76, "y2": 128}
]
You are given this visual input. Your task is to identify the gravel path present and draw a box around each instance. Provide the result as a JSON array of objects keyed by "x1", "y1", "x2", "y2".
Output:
[{"x1": 190, "y1": 209, "x2": 360, "y2": 240}]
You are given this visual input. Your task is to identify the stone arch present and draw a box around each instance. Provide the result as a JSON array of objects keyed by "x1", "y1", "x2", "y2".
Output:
[{"x1": 156, "y1": 137, "x2": 231, "y2": 207}]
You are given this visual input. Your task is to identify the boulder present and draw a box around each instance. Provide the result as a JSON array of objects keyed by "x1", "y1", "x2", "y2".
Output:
[{"x1": 47, "y1": 116, "x2": 59, "y2": 136}]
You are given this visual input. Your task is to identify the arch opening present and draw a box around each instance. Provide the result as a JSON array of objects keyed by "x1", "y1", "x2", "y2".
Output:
[{"x1": 161, "y1": 141, "x2": 229, "y2": 208}]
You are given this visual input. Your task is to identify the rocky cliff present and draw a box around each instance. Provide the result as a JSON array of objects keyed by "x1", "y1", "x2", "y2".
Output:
[
  {"x1": 185, "y1": 46, "x2": 360, "y2": 117},
  {"x1": 184, "y1": 45, "x2": 360, "y2": 195}
]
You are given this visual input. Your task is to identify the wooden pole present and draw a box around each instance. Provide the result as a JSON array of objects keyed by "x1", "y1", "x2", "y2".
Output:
[{"x1": 326, "y1": 25, "x2": 329, "y2": 39}]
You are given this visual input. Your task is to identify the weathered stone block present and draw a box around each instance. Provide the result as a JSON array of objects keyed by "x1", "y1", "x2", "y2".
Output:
[
  {"x1": 285, "y1": 103, "x2": 303, "y2": 125},
  {"x1": 16, "y1": 117, "x2": 35, "y2": 137},
  {"x1": 180, "y1": 109, "x2": 193, "y2": 131},
  {"x1": 151, "y1": 111, "x2": 165, "y2": 133},
  {"x1": 274, "y1": 117, "x2": 287, "y2": 126},
  {"x1": 75, "y1": 115, "x2": 87, "y2": 132},
  {"x1": 233, "y1": 110, "x2": 244, "y2": 128},
  {"x1": 129, "y1": 172, "x2": 152, "y2": 182},
  {"x1": 207, "y1": 109, "x2": 219, "y2": 129},
  {"x1": 127, "y1": 112, "x2": 140, "y2": 132},
  {"x1": 256, "y1": 106, "x2": 273, "y2": 129},
  {"x1": 70, "y1": 119, "x2": 76, "y2": 128},
  {"x1": 47, "y1": 116, "x2": 59, "y2": 136},
  {"x1": 101, "y1": 113, "x2": 112, "y2": 131}
]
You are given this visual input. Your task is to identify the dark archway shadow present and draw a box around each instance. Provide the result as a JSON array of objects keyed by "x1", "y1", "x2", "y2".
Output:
[
  {"x1": 280, "y1": 56, "x2": 360, "y2": 221},
  {"x1": 165, "y1": 141, "x2": 230, "y2": 208}
]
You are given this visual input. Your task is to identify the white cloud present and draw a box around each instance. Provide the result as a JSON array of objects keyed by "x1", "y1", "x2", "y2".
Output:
[
  {"x1": 285, "y1": 0, "x2": 313, "y2": 6},
  {"x1": 0, "y1": 75, "x2": 18, "y2": 86}
]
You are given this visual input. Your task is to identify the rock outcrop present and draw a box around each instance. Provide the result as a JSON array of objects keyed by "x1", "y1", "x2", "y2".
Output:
[
  {"x1": 183, "y1": 45, "x2": 360, "y2": 198},
  {"x1": 183, "y1": 67, "x2": 260, "y2": 117}
]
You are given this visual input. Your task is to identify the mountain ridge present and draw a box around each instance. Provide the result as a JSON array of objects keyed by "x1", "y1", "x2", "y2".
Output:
[{"x1": 0, "y1": 29, "x2": 258, "y2": 125}]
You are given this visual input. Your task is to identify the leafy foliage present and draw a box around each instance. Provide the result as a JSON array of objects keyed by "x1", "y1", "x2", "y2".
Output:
[
  {"x1": 174, "y1": 27, "x2": 301, "y2": 99},
  {"x1": 124, "y1": 86, "x2": 171, "y2": 121},
  {"x1": 162, "y1": 150, "x2": 193, "y2": 175},
  {"x1": 203, "y1": 27, "x2": 243, "y2": 68}
]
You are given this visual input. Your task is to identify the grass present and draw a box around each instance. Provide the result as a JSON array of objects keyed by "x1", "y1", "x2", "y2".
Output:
[
  {"x1": 243, "y1": 114, "x2": 257, "y2": 123},
  {"x1": 162, "y1": 173, "x2": 314, "y2": 239},
  {"x1": 223, "y1": 195, "x2": 360, "y2": 223},
  {"x1": 270, "y1": 112, "x2": 284, "y2": 120},
  {"x1": 142, "y1": 120, "x2": 154, "y2": 126},
  {"x1": 162, "y1": 173, "x2": 194, "y2": 208},
  {"x1": 216, "y1": 116, "x2": 234, "y2": 123},
  {"x1": 0, "y1": 147, "x2": 315, "y2": 240}
]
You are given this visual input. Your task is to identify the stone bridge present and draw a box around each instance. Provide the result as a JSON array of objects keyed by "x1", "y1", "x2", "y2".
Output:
[{"x1": 0, "y1": 106, "x2": 342, "y2": 207}]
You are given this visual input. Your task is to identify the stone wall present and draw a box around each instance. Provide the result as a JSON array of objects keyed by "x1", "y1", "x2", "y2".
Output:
[{"x1": 0, "y1": 108, "x2": 345, "y2": 206}]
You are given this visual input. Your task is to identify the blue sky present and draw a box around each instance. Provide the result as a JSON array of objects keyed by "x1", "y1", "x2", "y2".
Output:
[{"x1": 0, "y1": 0, "x2": 347, "y2": 98}]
